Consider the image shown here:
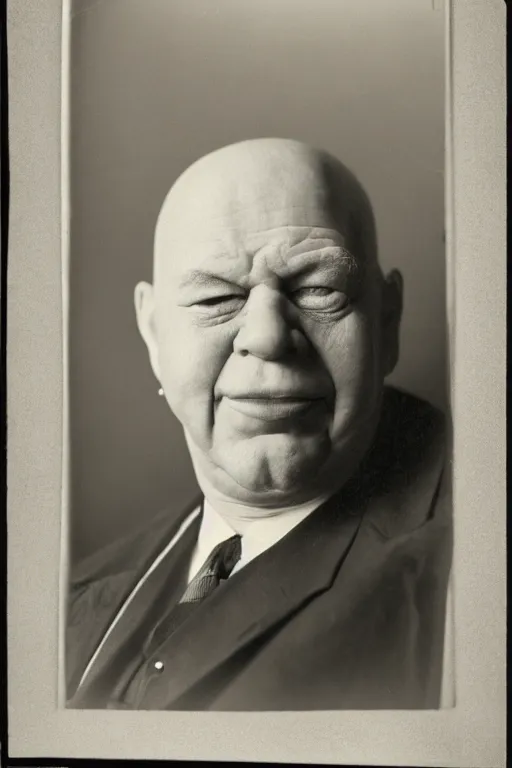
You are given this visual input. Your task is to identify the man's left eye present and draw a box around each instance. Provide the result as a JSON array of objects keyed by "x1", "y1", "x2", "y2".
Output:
[{"x1": 291, "y1": 287, "x2": 349, "y2": 312}]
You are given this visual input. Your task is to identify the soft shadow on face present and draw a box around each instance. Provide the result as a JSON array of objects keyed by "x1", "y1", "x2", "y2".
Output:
[{"x1": 136, "y1": 139, "x2": 402, "y2": 506}]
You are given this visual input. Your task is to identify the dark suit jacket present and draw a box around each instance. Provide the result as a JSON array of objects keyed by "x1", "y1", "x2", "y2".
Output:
[{"x1": 66, "y1": 387, "x2": 452, "y2": 710}]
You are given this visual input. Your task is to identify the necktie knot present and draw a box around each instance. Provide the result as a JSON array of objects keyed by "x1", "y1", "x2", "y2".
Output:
[
  {"x1": 209, "y1": 534, "x2": 242, "y2": 579},
  {"x1": 179, "y1": 534, "x2": 242, "y2": 604}
]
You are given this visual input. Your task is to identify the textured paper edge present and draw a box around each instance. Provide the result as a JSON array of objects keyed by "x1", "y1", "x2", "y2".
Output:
[{"x1": 7, "y1": 0, "x2": 506, "y2": 765}]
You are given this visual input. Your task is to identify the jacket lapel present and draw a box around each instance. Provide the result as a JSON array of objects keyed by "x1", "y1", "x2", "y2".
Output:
[
  {"x1": 67, "y1": 502, "x2": 202, "y2": 703},
  {"x1": 138, "y1": 484, "x2": 367, "y2": 709},
  {"x1": 66, "y1": 568, "x2": 138, "y2": 698}
]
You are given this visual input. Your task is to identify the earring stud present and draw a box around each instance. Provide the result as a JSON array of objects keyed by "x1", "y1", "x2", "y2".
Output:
[{"x1": 158, "y1": 387, "x2": 164, "y2": 396}]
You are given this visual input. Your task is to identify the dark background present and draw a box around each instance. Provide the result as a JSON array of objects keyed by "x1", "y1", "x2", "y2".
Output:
[{"x1": 69, "y1": 0, "x2": 446, "y2": 562}]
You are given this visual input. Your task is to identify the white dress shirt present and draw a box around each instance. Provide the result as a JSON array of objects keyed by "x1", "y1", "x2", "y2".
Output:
[{"x1": 187, "y1": 496, "x2": 329, "y2": 582}]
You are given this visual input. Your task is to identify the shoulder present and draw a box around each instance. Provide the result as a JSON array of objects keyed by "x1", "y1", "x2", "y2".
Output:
[
  {"x1": 360, "y1": 385, "x2": 451, "y2": 538},
  {"x1": 382, "y1": 384, "x2": 446, "y2": 436},
  {"x1": 69, "y1": 496, "x2": 202, "y2": 591},
  {"x1": 378, "y1": 385, "x2": 448, "y2": 479}
]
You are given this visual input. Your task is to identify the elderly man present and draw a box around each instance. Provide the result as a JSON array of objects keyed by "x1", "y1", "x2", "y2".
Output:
[{"x1": 66, "y1": 138, "x2": 452, "y2": 711}]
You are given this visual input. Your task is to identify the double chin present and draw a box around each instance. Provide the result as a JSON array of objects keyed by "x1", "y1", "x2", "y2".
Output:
[{"x1": 210, "y1": 429, "x2": 333, "y2": 499}]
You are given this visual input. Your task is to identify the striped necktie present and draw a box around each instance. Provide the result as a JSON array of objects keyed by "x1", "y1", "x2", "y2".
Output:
[{"x1": 144, "y1": 534, "x2": 242, "y2": 657}]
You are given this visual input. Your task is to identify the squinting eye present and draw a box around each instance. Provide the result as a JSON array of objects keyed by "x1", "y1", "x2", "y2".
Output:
[
  {"x1": 194, "y1": 295, "x2": 245, "y2": 313},
  {"x1": 291, "y1": 287, "x2": 349, "y2": 312},
  {"x1": 197, "y1": 296, "x2": 233, "y2": 306}
]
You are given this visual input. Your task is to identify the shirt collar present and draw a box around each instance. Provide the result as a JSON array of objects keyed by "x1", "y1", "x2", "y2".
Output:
[
  {"x1": 196, "y1": 500, "x2": 237, "y2": 557},
  {"x1": 194, "y1": 495, "x2": 329, "y2": 575}
]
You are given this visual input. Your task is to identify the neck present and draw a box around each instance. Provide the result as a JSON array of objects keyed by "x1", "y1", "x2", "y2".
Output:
[
  {"x1": 185, "y1": 452, "x2": 370, "y2": 540},
  {"x1": 188, "y1": 452, "x2": 341, "y2": 534},
  {"x1": 202, "y1": 491, "x2": 332, "y2": 535}
]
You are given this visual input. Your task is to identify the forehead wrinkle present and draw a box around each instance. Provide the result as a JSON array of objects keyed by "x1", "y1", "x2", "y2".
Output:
[
  {"x1": 157, "y1": 223, "x2": 346, "y2": 263},
  {"x1": 288, "y1": 246, "x2": 357, "y2": 270},
  {"x1": 243, "y1": 241, "x2": 361, "y2": 289},
  {"x1": 155, "y1": 224, "x2": 246, "y2": 280},
  {"x1": 165, "y1": 223, "x2": 345, "y2": 243},
  {"x1": 243, "y1": 221, "x2": 353, "y2": 268},
  {"x1": 277, "y1": 247, "x2": 360, "y2": 283},
  {"x1": 162, "y1": 214, "x2": 339, "y2": 246},
  {"x1": 158, "y1": 228, "x2": 360, "y2": 289}
]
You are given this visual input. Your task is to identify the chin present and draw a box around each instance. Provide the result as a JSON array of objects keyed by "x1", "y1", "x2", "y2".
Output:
[{"x1": 214, "y1": 433, "x2": 332, "y2": 497}]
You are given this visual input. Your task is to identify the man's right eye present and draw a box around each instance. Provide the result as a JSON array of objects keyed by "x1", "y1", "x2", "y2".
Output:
[
  {"x1": 194, "y1": 295, "x2": 245, "y2": 313},
  {"x1": 197, "y1": 296, "x2": 237, "y2": 306}
]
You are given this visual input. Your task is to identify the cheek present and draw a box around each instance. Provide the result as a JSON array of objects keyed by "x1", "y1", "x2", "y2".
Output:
[
  {"x1": 156, "y1": 310, "x2": 233, "y2": 416},
  {"x1": 310, "y1": 311, "x2": 381, "y2": 414}
]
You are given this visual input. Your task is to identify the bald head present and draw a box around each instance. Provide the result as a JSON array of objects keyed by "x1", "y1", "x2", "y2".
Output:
[{"x1": 154, "y1": 138, "x2": 379, "y2": 281}]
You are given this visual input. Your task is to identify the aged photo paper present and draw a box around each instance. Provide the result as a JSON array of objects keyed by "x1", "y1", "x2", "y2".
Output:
[{"x1": 6, "y1": 0, "x2": 505, "y2": 765}]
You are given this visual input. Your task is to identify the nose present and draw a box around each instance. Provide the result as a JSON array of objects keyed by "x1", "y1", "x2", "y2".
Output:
[{"x1": 233, "y1": 286, "x2": 300, "y2": 361}]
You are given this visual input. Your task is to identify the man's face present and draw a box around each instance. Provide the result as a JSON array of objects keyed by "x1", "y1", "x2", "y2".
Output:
[{"x1": 137, "y1": 147, "x2": 400, "y2": 505}]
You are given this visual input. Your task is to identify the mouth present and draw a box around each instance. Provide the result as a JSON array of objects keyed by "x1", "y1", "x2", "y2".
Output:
[{"x1": 223, "y1": 396, "x2": 323, "y2": 422}]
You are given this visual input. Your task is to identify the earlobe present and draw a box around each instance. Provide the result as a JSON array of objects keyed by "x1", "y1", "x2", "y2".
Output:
[{"x1": 134, "y1": 281, "x2": 161, "y2": 382}]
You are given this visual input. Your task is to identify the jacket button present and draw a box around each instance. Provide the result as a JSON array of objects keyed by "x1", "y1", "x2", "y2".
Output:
[{"x1": 153, "y1": 660, "x2": 164, "y2": 671}]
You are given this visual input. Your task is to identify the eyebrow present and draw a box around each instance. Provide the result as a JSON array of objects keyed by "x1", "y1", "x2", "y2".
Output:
[
  {"x1": 286, "y1": 246, "x2": 360, "y2": 276},
  {"x1": 178, "y1": 270, "x2": 241, "y2": 291}
]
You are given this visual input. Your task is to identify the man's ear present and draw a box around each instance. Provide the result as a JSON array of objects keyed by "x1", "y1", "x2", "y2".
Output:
[
  {"x1": 134, "y1": 281, "x2": 162, "y2": 383},
  {"x1": 380, "y1": 269, "x2": 404, "y2": 377}
]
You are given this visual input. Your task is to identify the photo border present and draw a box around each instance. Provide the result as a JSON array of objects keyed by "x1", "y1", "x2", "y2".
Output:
[{"x1": 6, "y1": 0, "x2": 506, "y2": 765}]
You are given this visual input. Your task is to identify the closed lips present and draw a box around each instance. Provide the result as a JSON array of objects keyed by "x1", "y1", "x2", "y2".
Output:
[
  {"x1": 223, "y1": 395, "x2": 323, "y2": 421},
  {"x1": 223, "y1": 391, "x2": 322, "y2": 400}
]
